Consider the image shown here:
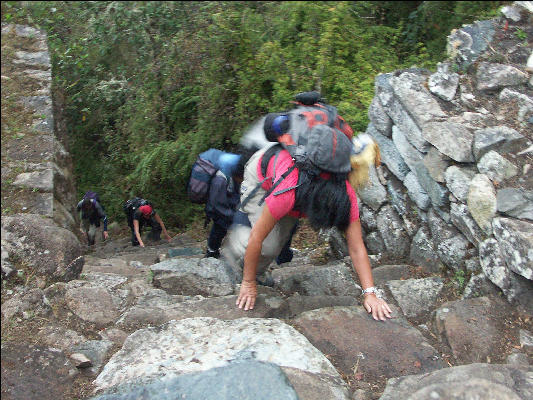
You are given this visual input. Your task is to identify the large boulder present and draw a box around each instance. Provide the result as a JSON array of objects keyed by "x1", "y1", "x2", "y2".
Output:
[
  {"x1": 90, "y1": 360, "x2": 301, "y2": 400},
  {"x1": 150, "y1": 257, "x2": 238, "y2": 296},
  {"x1": 434, "y1": 297, "x2": 516, "y2": 364},
  {"x1": 117, "y1": 291, "x2": 289, "y2": 329},
  {"x1": 93, "y1": 318, "x2": 342, "y2": 394},
  {"x1": 379, "y1": 364, "x2": 532, "y2": 400},
  {"x1": 272, "y1": 261, "x2": 361, "y2": 297},
  {"x1": 493, "y1": 217, "x2": 533, "y2": 281},
  {"x1": 292, "y1": 306, "x2": 445, "y2": 382},
  {"x1": 1, "y1": 214, "x2": 84, "y2": 282}
]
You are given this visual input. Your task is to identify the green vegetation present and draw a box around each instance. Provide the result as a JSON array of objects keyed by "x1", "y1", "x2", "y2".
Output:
[
  {"x1": 514, "y1": 28, "x2": 527, "y2": 41},
  {"x1": 453, "y1": 269, "x2": 467, "y2": 289},
  {"x1": 0, "y1": 1, "x2": 507, "y2": 229}
]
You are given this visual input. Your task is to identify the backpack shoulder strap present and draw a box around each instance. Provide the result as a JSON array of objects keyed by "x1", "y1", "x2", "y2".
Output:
[
  {"x1": 239, "y1": 145, "x2": 282, "y2": 211},
  {"x1": 258, "y1": 163, "x2": 298, "y2": 206},
  {"x1": 260, "y1": 144, "x2": 283, "y2": 178}
]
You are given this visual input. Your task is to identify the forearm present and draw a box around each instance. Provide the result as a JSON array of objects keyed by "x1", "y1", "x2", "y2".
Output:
[
  {"x1": 242, "y1": 206, "x2": 277, "y2": 282},
  {"x1": 243, "y1": 234, "x2": 261, "y2": 282},
  {"x1": 346, "y1": 220, "x2": 375, "y2": 290},
  {"x1": 133, "y1": 220, "x2": 142, "y2": 244},
  {"x1": 348, "y1": 242, "x2": 374, "y2": 290},
  {"x1": 154, "y1": 214, "x2": 168, "y2": 234},
  {"x1": 346, "y1": 219, "x2": 392, "y2": 321}
]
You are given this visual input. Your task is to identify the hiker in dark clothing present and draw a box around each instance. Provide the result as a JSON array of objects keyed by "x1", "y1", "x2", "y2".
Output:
[
  {"x1": 77, "y1": 196, "x2": 109, "y2": 246},
  {"x1": 123, "y1": 197, "x2": 171, "y2": 247},
  {"x1": 204, "y1": 152, "x2": 243, "y2": 258}
]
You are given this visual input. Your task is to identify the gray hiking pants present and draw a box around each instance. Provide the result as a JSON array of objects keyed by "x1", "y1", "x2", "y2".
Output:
[
  {"x1": 221, "y1": 148, "x2": 298, "y2": 278},
  {"x1": 81, "y1": 218, "x2": 99, "y2": 245}
]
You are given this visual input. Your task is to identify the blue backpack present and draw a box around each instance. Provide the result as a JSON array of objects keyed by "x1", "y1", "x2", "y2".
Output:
[
  {"x1": 187, "y1": 149, "x2": 240, "y2": 204},
  {"x1": 187, "y1": 153, "x2": 219, "y2": 204}
]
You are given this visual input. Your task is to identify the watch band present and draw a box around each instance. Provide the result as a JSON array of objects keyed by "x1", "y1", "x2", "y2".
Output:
[{"x1": 361, "y1": 286, "x2": 377, "y2": 295}]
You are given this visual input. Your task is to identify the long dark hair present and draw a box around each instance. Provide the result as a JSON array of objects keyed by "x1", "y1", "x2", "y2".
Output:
[{"x1": 296, "y1": 169, "x2": 351, "y2": 232}]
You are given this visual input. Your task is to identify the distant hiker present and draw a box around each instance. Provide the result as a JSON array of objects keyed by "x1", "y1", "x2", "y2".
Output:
[
  {"x1": 77, "y1": 191, "x2": 109, "y2": 246},
  {"x1": 222, "y1": 92, "x2": 391, "y2": 321},
  {"x1": 123, "y1": 197, "x2": 171, "y2": 247}
]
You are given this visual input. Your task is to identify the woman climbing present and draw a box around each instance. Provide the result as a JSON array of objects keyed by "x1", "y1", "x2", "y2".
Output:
[{"x1": 222, "y1": 96, "x2": 392, "y2": 321}]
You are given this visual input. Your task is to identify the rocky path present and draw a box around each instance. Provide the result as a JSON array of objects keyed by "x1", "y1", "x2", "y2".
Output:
[{"x1": 3, "y1": 232, "x2": 531, "y2": 399}]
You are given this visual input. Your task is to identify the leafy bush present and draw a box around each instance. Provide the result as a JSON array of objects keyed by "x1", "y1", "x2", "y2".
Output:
[{"x1": 1, "y1": 1, "x2": 506, "y2": 230}]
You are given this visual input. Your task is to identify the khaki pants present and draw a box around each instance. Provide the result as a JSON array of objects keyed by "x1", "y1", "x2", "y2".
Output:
[{"x1": 221, "y1": 148, "x2": 298, "y2": 278}]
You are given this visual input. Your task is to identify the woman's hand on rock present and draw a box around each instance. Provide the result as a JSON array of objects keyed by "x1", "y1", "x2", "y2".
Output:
[{"x1": 237, "y1": 280, "x2": 257, "y2": 311}]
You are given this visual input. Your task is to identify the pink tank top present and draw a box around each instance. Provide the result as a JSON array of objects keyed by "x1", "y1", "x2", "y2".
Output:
[{"x1": 257, "y1": 149, "x2": 359, "y2": 222}]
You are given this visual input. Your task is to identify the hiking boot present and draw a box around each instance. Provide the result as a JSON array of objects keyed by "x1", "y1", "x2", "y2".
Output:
[
  {"x1": 204, "y1": 249, "x2": 220, "y2": 259},
  {"x1": 276, "y1": 247, "x2": 294, "y2": 265}
]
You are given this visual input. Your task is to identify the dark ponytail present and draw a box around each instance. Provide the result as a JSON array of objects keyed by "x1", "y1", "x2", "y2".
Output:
[{"x1": 296, "y1": 170, "x2": 351, "y2": 232}]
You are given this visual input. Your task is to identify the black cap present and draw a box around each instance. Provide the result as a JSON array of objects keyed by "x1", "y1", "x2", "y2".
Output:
[{"x1": 264, "y1": 113, "x2": 290, "y2": 142}]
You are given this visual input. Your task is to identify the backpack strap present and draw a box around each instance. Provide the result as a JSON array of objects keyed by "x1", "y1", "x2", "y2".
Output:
[
  {"x1": 238, "y1": 177, "x2": 269, "y2": 211},
  {"x1": 257, "y1": 163, "x2": 298, "y2": 206},
  {"x1": 260, "y1": 144, "x2": 282, "y2": 177},
  {"x1": 239, "y1": 145, "x2": 283, "y2": 211}
]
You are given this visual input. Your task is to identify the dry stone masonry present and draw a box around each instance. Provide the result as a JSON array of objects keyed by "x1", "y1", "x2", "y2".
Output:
[
  {"x1": 1, "y1": 23, "x2": 83, "y2": 284},
  {"x1": 362, "y1": 2, "x2": 533, "y2": 312}
]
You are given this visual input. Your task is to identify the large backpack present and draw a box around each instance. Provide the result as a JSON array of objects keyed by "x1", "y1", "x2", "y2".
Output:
[
  {"x1": 123, "y1": 197, "x2": 149, "y2": 214},
  {"x1": 243, "y1": 92, "x2": 354, "y2": 208},
  {"x1": 83, "y1": 191, "x2": 101, "y2": 204},
  {"x1": 187, "y1": 156, "x2": 217, "y2": 204},
  {"x1": 187, "y1": 149, "x2": 243, "y2": 204}
]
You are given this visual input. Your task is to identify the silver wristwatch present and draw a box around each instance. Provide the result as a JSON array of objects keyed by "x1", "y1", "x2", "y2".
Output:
[{"x1": 361, "y1": 286, "x2": 377, "y2": 296}]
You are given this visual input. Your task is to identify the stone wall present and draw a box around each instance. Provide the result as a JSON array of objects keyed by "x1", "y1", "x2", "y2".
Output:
[
  {"x1": 353, "y1": 3, "x2": 532, "y2": 310},
  {"x1": 1, "y1": 23, "x2": 83, "y2": 283}
]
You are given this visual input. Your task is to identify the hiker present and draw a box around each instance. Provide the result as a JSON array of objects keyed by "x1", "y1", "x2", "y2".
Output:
[
  {"x1": 222, "y1": 92, "x2": 391, "y2": 321},
  {"x1": 202, "y1": 149, "x2": 245, "y2": 258},
  {"x1": 189, "y1": 147, "x2": 298, "y2": 262},
  {"x1": 76, "y1": 191, "x2": 109, "y2": 246},
  {"x1": 123, "y1": 197, "x2": 171, "y2": 247}
]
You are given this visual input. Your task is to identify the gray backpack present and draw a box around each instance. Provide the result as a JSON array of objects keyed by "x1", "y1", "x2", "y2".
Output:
[{"x1": 241, "y1": 93, "x2": 354, "y2": 209}]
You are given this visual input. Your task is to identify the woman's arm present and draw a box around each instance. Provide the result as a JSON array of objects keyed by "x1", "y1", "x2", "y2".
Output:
[
  {"x1": 154, "y1": 213, "x2": 172, "y2": 241},
  {"x1": 133, "y1": 219, "x2": 144, "y2": 247},
  {"x1": 237, "y1": 205, "x2": 277, "y2": 311},
  {"x1": 346, "y1": 219, "x2": 392, "y2": 321}
]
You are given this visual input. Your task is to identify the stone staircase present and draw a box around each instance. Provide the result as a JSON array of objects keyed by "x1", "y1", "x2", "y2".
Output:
[{"x1": 4, "y1": 233, "x2": 531, "y2": 399}]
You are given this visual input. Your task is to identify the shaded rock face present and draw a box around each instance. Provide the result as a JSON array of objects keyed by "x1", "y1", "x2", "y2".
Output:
[
  {"x1": 1, "y1": 343, "x2": 79, "y2": 400},
  {"x1": 272, "y1": 261, "x2": 361, "y2": 297},
  {"x1": 1, "y1": 23, "x2": 82, "y2": 284},
  {"x1": 2, "y1": 214, "x2": 84, "y2": 282},
  {"x1": 292, "y1": 307, "x2": 445, "y2": 382}
]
